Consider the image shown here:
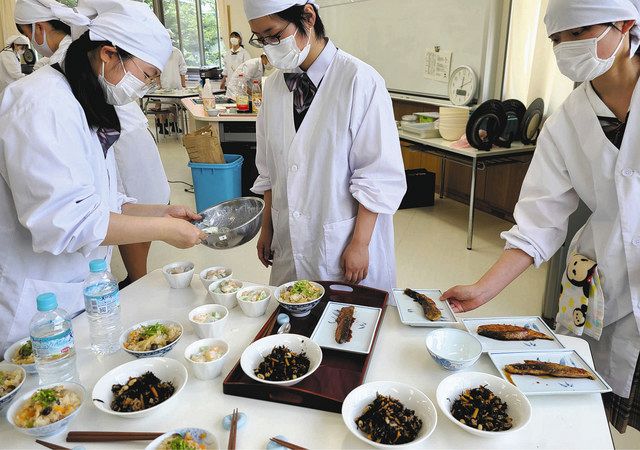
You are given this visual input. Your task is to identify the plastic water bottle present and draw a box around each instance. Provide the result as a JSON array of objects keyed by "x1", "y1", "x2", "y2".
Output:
[
  {"x1": 30, "y1": 293, "x2": 79, "y2": 384},
  {"x1": 83, "y1": 259, "x2": 122, "y2": 355}
]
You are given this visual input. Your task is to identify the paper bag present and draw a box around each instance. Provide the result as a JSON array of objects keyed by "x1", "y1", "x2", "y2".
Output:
[{"x1": 182, "y1": 125, "x2": 225, "y2": 164}]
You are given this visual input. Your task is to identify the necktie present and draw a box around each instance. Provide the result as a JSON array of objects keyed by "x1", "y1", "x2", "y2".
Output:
[
  {"x1": 96, "y1": 128, "x2": 120, "y2": 158},
  {"x1": 597, "y1": 113, "x2": 628, "y2": 149},
  {"x1": 283, "y1": 72, "x2": 318, "y2": 114}
]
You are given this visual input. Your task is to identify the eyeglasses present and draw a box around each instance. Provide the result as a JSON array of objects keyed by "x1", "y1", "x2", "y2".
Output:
[
  {"x1": 249, "y1": 23, "x2": 292, "y2": 48},
  {"x1": 129, "y1": 57, "x2": 160, "y2": 88}
]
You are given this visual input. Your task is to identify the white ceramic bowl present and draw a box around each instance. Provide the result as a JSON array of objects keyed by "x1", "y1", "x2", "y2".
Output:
[
  {"x1": 274, "y1": 281, "x2": 325, "y2": 318},
  {"x1": 146, "y1": 427, "x2": 219, "y2": 450},
  {"x1": 7, "y1": 382, "x2": 84, "y2": 437},
  {"x1": 199, "y1": 266, "x2": 232, "y2": 291},
  {"x1": 436, "y1": 371, "x2": 532, "y2": 438},
  {"x1": 208, "y1": 279, "x2": 243, "y2": 310},
  {"x1": 425, "y1": 328, "x2": 482, "y2": 371},
  {"x1": 120, "y1": 320, "x2": 183, "y2": 358},
  {"x1": 439, "y1": 126, "x2": 467, "y2": 141},
  {"x1": 188, "y1": 304, "x2": 229, "y2": 339},
  {"x1": 92, "y1": 357, "x2": 188, "y2": 419},
  {"x1": 440, "y1": 106, "x2": 469, "y2": 116},
  {"x1": 0, "y1": 363, "x2": 26, "y2": 410},
  {"x1": 240, "y1": 334, "x2": 322, "y2": 387},
  {"x1": 236, "y1": 286, "x2": 272, "y2": 318},
  {"x1": 184, "y1": 338, "x2": 229, "y2": 380},
  {"x1": 162, "y1": 262, "x2": 195, "y2": 289},
  {"x1": 3, "y1": 338, "x2": 36, "y2": 374},
  {"x1": 342, "y1": 381, "x2": 437, "y2": 449}
]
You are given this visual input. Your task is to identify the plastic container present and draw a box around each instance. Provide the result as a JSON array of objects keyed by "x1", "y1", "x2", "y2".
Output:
[
  {"x1": 188, "y1": 154, "x2": 244, "y2": 212},
  {"x1": 83, "y1": 259, "x2": 122, "y2": 355},
  {"x1": 202, "y1": 79, "x2": 215, "y2": 110},
  {"x1": 30, "y1": 293, "x2": 79, "y2": 385},
  {"x1": 251, "y1": 80, "x2": 262, "y2": 114},
  {"x1": 402, "y1": 121, "x2": 440, "y2": 138},
  {"x1": 416, "y1": 112, "x2": 439, "y2": 123},
  {"x1": 236, "y1": 74, "x2": 250, "y2": 113}
]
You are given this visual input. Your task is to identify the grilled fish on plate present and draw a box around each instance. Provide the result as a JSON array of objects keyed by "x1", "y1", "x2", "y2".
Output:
[
  {"x1": 404, "y1": 289, "x2": 442, "y2": 321},
  {"x1": 477, "y1": 324, "x2": 553, "y2": 341},
  {"x1": 335, "y1": 306, "x2": 355, "y2": 344},
  {"x1": 504, "y1": 360, "x2": 594, "y2": 379}
]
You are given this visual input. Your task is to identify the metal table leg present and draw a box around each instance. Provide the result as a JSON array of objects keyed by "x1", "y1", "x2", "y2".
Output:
[
  {"x1": 439, "y1": 156, "x2": 446, "y2": 198},
  {"x1": 467, "y1": 157, "x2": 478, "y2": 250}
]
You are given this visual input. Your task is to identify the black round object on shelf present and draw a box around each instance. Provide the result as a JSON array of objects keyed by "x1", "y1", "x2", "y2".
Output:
[
  {"x1": 521, "y1": 98, "x2": 545, "y2": 145},
  {"x1": 496, "y1": 99, "x2": 527, "y2": 147},
  {"x1": 466, "y1": 100, "x2": 507, "y2": 151},
  {"x1": 23, "y1": 49, "x2": 36, "y2": 65}
]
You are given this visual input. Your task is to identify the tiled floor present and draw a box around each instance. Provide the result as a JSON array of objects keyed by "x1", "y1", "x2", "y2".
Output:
[{"x1": 110, "y1": 137, "x2": 640, "y2": 449}]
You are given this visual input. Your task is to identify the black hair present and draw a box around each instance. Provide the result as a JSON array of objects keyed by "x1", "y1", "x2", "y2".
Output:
[
  {"x1": 230, "y1": 31, "x2": 244, "y2": 48},
  {"x1": 63, "y1": 31, "x2": 132, "y2": 131},
  {"x1": 16, "y1": 20, "x2": 71, "y2": 37},
  {"x1": 275, "y1": 3, "x2": 325, "y2": 39}
]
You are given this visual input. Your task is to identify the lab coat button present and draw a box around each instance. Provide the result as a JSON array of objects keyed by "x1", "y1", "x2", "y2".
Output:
[
  {"x1": 291, "y1": 164, "x2": 298, "y2": 172},
  {"x1": 622, "y1": 168, "x2": 635, "y2": 177},
  {"x1": 633, "y1": 238, "x2": 640, "y2": 247},
  {"x1": 292, "y1": 211, "x2": 301, "y2": 219}
]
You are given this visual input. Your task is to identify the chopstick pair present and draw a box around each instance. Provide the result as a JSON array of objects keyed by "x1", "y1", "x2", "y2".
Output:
[
  {"x1": 66, "y1": 431, "x2": 163, "y2": 442},
  {"x1": 269, "y1": 436, "x2": 309, "y2": 450},
  {"x1": 227, "y1": 408, "x2": 239, "y2": 450}
]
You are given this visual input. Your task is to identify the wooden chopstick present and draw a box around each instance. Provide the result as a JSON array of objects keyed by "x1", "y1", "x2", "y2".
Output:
[
  {"x1": 269, "y1": 437, "x2": 309, "y2": 450},
  {"x1": 35, "y1": 440, "x2": 71, "y2": 450},
  {"x1": 227, "y1": 408, "x2": 238, "y2": 450},
  {"x1": 66, "y1": 431, "x2": 163, "y2": 442}
]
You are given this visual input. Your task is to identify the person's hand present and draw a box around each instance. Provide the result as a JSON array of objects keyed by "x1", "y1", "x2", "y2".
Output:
[
  {"x1": 440, "y1": 283, "x2": 491, "y2": 313},
  {"x1": 341, "y1": 240, "x2": 369, "y2": 284},
  {"x1": 164, "y1": 205, "x2": 202, "y2": 222},
  {"x1": 163, "y1": 218, "x2": 207, "y2": 249},
  {"x1": 256, "y1": 228, "x2": 274, "y2": 267}
]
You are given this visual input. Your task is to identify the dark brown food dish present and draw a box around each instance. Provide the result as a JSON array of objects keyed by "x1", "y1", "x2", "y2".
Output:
[
  {"x1": 335, "y1": 306, "x2": 356, "y2": 344},
  {"x1": 110, "y1": 371, "x2": 175, "y2": 412},
  {"x1": 451, "y1": 386, "x2": 513, "y2": 432},
  {"x1": 476, "y1": 324, "x2": 553, "y2": 341},
  {"x1": 504, "y1": 360, "x2": 594, "y2": 379},
  {"x1": 355, "y1": 393, "x2": 423, "y2": 445},
  {"x1": 404, "y1": 289, "x2": 442, "y2": 321},
  {"x1": 254, "y1": 346, "x2": 310, "y2": 382}
]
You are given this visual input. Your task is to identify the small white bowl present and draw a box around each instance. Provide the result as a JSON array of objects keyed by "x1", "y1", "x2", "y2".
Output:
[
  {"x1": 425, "y1": 328, "x2": 482, "y2": 371},
  {"x1": 208, "y1": 279, "x2": 243, "y2": 310},
  {"x1": 188, "y1": 304, "x2": 229, "y2": 339},
  {"x1": 146, "y1": 427, "x2": 219, "y2": 450},
  {"x1": 162, "y1": 262, "x2": 195, "y2": 289},
  {"x1": 240, "y1": 334, "x2": 322, "y2": 387},
  {"x1": 0, "y1": 363, "x2": 26, "y2": 410},
  {"x1": 274, "y1": 281, "x2": 325, "y2": 318},
  {"x1": 184, "y1": 338, "x2": 229, "y2": 380},
  {"x1": 7, "y1": 382, "x2": 85, "y2": 437},
  {"x1": 92, "y1": 357, "x2": 188, "y2": 419},
  {"x1": 342, "y1": 381, "x2": 437, "y2": 449},
  {"x1": 236, "y1": 286, "x2": 271, "y2": 318},
  {"x1": 120, "y1": 320, "x2": 183, "y2": 359},
  {"x1": 3, "y1": 338, "x2": 36, "y2": 374},
  {"x1": 199, "y1": 266, "x2": 232, "y2": 291},
  {"x1": 436, "y1": 371, "x2": 532, "y2": 438}
]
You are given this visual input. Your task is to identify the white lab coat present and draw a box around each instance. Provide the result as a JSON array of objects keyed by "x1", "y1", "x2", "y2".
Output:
[
  {"x1": 0, "y1": 50, "x2": 25, "y2": 96},
  {"x1": 252, "y1": 46, "x2": 406, "y2": 295},
  {"x1": 33, "y1": 35, "x2": 72, "y2": 71},
  {"x1": 0, "y1": 66, "x2": 130, "y2": 354},
  {"x1": 160, "y1": 47, "x2": 187, "y2": 90},
  {"x1": 114, "y1": 102, "x2": 170, "y2": 204},
  {"x1": 226, "y1": 57, "x2": 264, "y2": 100},
  {"x1": 222, "y1": 47, "x2": 250, "y2": 77},
  {"x1": 502, "y1": 81, "x2": 640, "y2": 397}
]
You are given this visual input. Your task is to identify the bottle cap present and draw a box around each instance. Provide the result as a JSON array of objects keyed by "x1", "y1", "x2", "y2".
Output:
[
  {"x1": 36, "y1": 292, "x2": 58, "y2": 312},
  {"x1": 89, "y1": 259, "x2": 108, "y2": 273}
]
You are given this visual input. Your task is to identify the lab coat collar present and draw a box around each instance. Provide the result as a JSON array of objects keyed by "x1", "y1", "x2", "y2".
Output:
[
  {"x1": 585, "y1": 82, "x2": 616, "y2": 119},
  {"x1": 292, "y1": 38, "x2": 337, "y2": 88}
]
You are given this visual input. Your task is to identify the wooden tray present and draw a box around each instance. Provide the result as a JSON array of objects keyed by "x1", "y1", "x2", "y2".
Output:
[{"x1": 222, "y1": 281, "x2": 388, "y2": 413}]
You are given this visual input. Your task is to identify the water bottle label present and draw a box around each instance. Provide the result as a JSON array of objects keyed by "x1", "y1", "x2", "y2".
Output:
[
  {"x1": 86, "y1": 290, "x2": 120, "y2": 315},
  {"x1": 32, "y1": 328, "x2": 75, "y2": 362}
]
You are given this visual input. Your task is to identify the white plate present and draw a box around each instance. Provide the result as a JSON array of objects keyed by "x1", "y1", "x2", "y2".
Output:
[
  {"x1": 488, "y1": 350, "x2": 612, "y2": 396},
  {"x1": 309, "y1": 302, "x2": 382, "y2": 355},
  {"x1": 393, "y1": 289, "x2": 458, "y2": 327},
  {"x1": 462, "y1": 316, "x2": 564, "y2": 352}
]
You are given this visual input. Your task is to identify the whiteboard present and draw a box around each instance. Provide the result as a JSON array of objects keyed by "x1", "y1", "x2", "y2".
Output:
[{"x1": 318, "y1": 0, "x2": 508, "y2": 101}]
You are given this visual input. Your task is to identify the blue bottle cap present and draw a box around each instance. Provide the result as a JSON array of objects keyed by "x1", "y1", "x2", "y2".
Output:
[
  {"x1": 89, "y1": 259, "x2": 107, "y2": 273},
  {"x1": 36, "y1": 292, "x2": 57, "y2": 312}
]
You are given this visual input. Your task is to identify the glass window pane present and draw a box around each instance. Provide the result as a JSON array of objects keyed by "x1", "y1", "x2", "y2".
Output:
[
  {"x1": 201, "y1": 0, "x2": 221, "y2": 67},
  {"x1": 178, "y1": 0, "x2": 201, "y2": 67},
  {"x1": 162, "y1": 0, "x2": 179, "y2": 48}
]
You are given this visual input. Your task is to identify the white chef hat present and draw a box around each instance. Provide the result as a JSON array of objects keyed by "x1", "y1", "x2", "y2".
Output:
[
  {"x1": 545, "y1": 0, "x2": 640, "y2": 56},
  {"x1": 243, "y1": 0, "x2": 318, "y2": 21},
  {"x1": 14, "y1": 0, "x2": 62, "y2": 24},
  {"x1": 51, "y1": 0, "x2": 172, "y2": 70},
  {"x1": 5, "y1": 34, "x2": 30, "y2": 48}
]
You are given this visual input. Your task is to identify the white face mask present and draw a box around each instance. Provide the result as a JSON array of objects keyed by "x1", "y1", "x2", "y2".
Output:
[
  {"x1": 31, "y1": 23, "x2": 53, "y2": 58},
  {"x1": 16, "y1": 49, "x2": 26, "y2": 57},
  {"x1": 230, "y1": 37, "x2": 240, "y2": 46},
  {"x1": 263, "y1": 28, "x2": 311, "y2": 70},
  {"x1": 98, "y1": 58, "x2": 150, "y2": 106},
  {"x1": 553, "y1": 26, "x2": 626, "y2": 82}
]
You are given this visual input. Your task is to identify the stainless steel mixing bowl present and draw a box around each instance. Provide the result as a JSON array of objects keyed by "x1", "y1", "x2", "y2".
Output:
[{"x1": 194, "y1": 197, "x2": 265, "y2": 250}]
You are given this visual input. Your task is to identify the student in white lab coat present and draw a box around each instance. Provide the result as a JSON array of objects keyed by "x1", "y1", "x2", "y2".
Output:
[
  {"x1": 243, "y1": 0, "x2": 406, "y2": 294},
  {"x1": 220, "y1": 31, "x2": 251, "y2": 90},
  {"x1": 442, "y1": 0, "x2": 640, "y2": 433},
  {"x1": 0, "y1": 0, "x2": 205, "y2": 355},
  {"x1": 0, "y1": 35, "x2": 28, "y2": 96},
  {"x1": 154, "y1": 30, "x2": 188, "y2": 134},
  {"x1": 226, "y1": 53, "x2": 271, "y2": 100}
]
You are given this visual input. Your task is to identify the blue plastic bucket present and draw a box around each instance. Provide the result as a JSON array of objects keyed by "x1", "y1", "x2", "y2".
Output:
[{"x1": 188, "y1": 154, "x2": 244, "y2": 212}]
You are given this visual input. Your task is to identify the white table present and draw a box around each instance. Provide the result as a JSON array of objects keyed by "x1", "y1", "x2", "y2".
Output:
[
  {"x1": 399, "y1": 131, "x2": 536, "y2": 250},
  {"x1": 2, "y1": 270, "x2": 614, "y2": 449}
]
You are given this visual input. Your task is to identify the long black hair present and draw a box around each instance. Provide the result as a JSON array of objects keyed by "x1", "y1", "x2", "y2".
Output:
[
  {"x1": 63, "y1": 31, "x2": 133, "y2": 130},
  {"x1": 275, "y1": 3, "x2": 325, "y2": 39}
]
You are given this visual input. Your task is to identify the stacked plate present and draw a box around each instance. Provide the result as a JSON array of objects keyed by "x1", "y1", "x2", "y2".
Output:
[{"x1": 439, "y1": 106, "x2": 469, "y2": 141}]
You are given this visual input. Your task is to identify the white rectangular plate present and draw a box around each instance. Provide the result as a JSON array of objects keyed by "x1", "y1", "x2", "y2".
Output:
[
  {"x1": 309, "y1": 302, "x2": 382, "y2": 355},
  {"x1": 488, "y1": 350, "x2": 612, "y2": 395},
  {"x1": 393, "y1": 289, "x2": 458, "y2": 327},
  {"x1": 462, "y1": 316, "x2": 565, "y2": 352}
]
